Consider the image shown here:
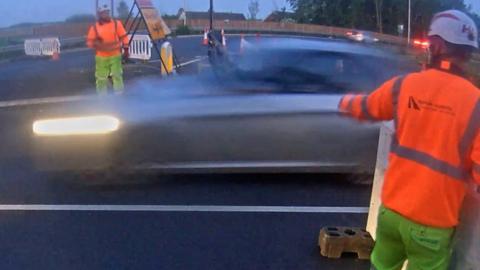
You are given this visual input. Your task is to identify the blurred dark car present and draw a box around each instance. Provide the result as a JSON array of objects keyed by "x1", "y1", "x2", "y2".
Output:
[
  {"x1": 0, "y1": 38, "x2": 417, "y2": 179},
  {"x1": 346, "y1": 30, "x2": 380, "y2": 43}
]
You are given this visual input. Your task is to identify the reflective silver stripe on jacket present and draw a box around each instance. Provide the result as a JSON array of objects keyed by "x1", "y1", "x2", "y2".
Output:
[{"x1": 360, "y1": 95, "x2": 376, "y2": 121}]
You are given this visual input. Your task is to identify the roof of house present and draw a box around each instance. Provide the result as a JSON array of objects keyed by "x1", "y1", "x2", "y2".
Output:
[
  {"x1": 177, "y1": 9, "x2": 246, "y2": 21},
  {"x1": 264, "y1": 11, "x2": 296, "y2": 22}
]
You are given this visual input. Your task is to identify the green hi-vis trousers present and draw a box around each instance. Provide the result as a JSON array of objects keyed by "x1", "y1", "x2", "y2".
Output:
[
  {"x1": 371, "y1": 205, "x2": 455, "y2": 270},
  {"x1": 95, "y1": 55, "x2": 124, "y2": 94}
]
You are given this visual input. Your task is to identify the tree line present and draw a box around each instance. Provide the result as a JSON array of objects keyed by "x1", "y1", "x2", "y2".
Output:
[{"x1": 287, "y1": 0, "x2": 480, "y2": 37}]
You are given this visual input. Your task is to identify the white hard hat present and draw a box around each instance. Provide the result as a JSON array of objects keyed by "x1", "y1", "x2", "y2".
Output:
[
  {"x1": 98, "y1": 4, "x2": 110, "y2": 13},
  {"x1": 428, "y1": 10, "x2": 478, "y2": 49}
]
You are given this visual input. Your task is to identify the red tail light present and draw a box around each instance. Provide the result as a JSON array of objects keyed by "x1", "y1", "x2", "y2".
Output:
[{"x1": 413, "y1": 39, "x2": 430, "y2": 49}]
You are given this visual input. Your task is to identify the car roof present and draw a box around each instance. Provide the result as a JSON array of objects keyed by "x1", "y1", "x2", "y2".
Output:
[{"x1": 254, "y1": 38, "x2": 394, "y2": 58}]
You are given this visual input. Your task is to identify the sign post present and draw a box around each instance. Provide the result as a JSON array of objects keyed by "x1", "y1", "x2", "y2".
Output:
[{"x1": 124, "y1": 0, "x2": 177, "y2": 75}]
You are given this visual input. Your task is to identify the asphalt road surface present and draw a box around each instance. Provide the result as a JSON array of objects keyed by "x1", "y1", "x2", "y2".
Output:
[
  {"x1": 0, "y1": 35, "x2": 374, "y2": 269},
  {"x1": 0, "y1": 168, "x2": 372, "y2": 270}
]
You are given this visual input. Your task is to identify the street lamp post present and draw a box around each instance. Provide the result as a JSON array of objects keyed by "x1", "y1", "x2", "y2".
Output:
[
  {"x1": 210, "y1": 0, "x2": 214, "y2": 31},
  {"x1": 407, "y1": 0, "x2": 411, "y2": 45}
]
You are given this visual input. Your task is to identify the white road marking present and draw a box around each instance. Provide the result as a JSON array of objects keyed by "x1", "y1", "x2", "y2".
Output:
[
  {"x1": 177, "y1": 57, "x2": 206, "y2": 67},
  {"x1": 149, "y1": 56, "x2": 205, "y2": 67},
  {"x1": 0, "y1": 57, "x2": 205, "y2": 109},
  {"x1": 0, "y1": 205, "x2": 369, "y2": 213},
  {"x1": 0, "y1": 95, "x2": 94, "y2": 108}
]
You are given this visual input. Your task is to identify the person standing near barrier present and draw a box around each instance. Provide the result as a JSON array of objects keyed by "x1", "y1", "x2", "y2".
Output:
[
  {"x1": 338, "y1": 10, "x2": 479, "y2": 270},
  {"x1": 86, "y1": 5, "x2": 129, "y2": 94}
]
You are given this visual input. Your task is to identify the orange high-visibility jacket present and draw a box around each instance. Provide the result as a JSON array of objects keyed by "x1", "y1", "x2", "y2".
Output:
[
  {"x1": 339, "y1": 68, "x2": 480, "y2": 228},
  {"x1": 86, "y1": 20, "x2": 129, "y2": 57}
]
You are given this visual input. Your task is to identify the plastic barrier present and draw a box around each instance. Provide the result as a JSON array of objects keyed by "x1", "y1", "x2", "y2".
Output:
[
  {"x1": 366, "y1": 122, "x2": 394, "y2": 240},
  {"x1": 128, "y1": 34, "x2": 152, "y2": 60},
  {"x1": 366, "y1": 123, "x2": 407, "y2": 269},
  {"x1": 450, "y1": 184, "x2": 480, "y2": 269},
  {"x1": 24, "y1": 39, "x2": 43, "y2": 56},
  {"x1": 161, "y1": 41, "x2": 174, "y2": 75},
  {"x1": 40, "y1": 38, "x2": 61, "y2": 56}
]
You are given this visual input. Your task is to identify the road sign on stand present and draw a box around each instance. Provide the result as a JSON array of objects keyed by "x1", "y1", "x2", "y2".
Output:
[
  {"x1": 124, "y1": 0, "x2": 176, "y2": 75},
  {"x1": 135, "y1": 0, "x2": 171, "y2": 41}
]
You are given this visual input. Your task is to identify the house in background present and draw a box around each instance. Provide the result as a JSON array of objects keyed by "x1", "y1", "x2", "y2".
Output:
[
  {"x1": 177, "y1": 8, "x2": 247, "y2": 25},
  {"x1": 264, "y1": 11, "x2": 296, "y2": 23}
]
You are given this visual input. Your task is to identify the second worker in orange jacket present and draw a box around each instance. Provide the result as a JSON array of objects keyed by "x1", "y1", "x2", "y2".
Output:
[{"x1": 86, "y1": 5, "x2": 129, "y2": 94}]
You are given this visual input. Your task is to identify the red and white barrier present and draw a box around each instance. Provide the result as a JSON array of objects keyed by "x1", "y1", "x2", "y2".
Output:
[
  {"x1": 41, "y1": 38, "x2": 61, "y2": 56},
  {"x1": 128, "y1": 34, "x2": 152, "y2": 60},
  {"x1": 24, "y1": 39, "x2": 43, "y2": 56},
  {"x1": 24, "y1": 38, "x2": 61, "y2": 57}
]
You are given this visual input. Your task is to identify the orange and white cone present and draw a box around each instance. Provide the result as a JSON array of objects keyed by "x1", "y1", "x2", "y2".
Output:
[
  {"x1": 202, "y1": 28, "x2": 208, "y2": 46},
  {"x1": 51, "y1": 41, "x2": 60, "y2": 61},
  {"x1": 221, "y1": 29, "x2": 227, "y2": 47},
  {"x1": 239, "y1": 34, "x2": 246, "y2": 54},
  {"x1": 52, "y1": 51, "x2": 60, "y2": 61}
]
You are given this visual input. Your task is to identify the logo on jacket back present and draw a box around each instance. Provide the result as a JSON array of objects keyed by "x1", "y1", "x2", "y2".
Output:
[{"x1": 408, "y1": 96, "x2": 421, "y2": 110}]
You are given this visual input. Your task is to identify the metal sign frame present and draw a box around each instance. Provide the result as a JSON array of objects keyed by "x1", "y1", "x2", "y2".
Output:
[
  {"x1": 123, "y1": 0, "x2": 179, "y2": 75},
  {"x1": 206, "y1": 0, "x2": 227, "y2": 69}
]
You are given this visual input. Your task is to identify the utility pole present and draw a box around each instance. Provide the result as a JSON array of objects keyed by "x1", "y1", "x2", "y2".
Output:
[
  {"x1": 375, "y1": 0, "x2": 383, "y2": 33},
  {"x1": 182, "y1": 0, "x2": 187, "y2": 26},
  {"x1": 407, "y1": 0, "x2": 411, "y2": 45},
  {"x1": 209, "y1": 0, "x2": 214, "y2": 31}
]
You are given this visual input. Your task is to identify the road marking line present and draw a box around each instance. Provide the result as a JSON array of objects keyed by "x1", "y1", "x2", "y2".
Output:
[
  {"x1": 178, "y1": 57, "x2": 205, "y2": 67},
  {"x1": 0, "y1": 95, "x2": 94, "y2": 108},
  {"x1": 0, "y1": 57, "x2": 204, "y2": 108},
  {"x1": 0, "y1": 205, "x2": 369, "y2": 213},
  {"x1": 149, "y1": 56, "x2": 205, "y2": 67}
]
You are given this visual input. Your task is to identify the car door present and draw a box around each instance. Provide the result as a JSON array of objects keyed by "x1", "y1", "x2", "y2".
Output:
[{"x1": 119, "y1": 94, "x2": 379, "y2": 174}]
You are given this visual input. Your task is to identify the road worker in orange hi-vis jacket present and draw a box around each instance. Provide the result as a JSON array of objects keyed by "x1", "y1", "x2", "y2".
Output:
[
  {"x1": 87, "y1": 5, "x2": 129, "y2": 94},
  {"x1": 338, "y1": 10, "x2": 479, "y2": 270}
]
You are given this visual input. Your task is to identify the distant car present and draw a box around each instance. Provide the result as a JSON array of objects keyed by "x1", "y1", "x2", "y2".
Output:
[
  {"x1": 0, "y1": 38, "x2": 417, "y2": 180},
  {"x1": 346, "y1": 30, "x2": 380, "y2": 43},
  {"x1": 413, "y1": 39, "x2": 430, "y2": 49}
]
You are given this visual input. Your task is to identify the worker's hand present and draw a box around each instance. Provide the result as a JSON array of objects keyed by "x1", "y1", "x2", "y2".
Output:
[
  {"x1": 93, "y1": 38, "x2": 104, "y2": 47},
  {"x1": 122, "y1": 47, "x2": 130, "y2": 61}
]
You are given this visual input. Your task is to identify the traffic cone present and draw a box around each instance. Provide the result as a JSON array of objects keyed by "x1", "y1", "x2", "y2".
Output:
[
  {"x1": 52, "y1": 51, "x2": 60, "y2": 61},
  {"x1": 52, "y1": 40, "x2": 61, "y2": 61},
  {"x1": 221, "y1": 29, "x2": 227, "y2": 47},
  {"x1": 202, "y1": 28, "x2": 208, "y2": 46},
  {"x1": 240, "y1": 34, "x2": 246, "y2": 54}
]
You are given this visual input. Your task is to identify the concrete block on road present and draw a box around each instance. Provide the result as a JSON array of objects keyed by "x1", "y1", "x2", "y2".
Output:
[{"x1": 318, "y1": 226, "x2": 374, "y2": 260}]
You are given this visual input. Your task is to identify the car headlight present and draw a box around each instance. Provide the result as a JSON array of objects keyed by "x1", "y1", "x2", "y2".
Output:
[{"x1": 33, "y1": 115, "x2": 120, "y2": 136}]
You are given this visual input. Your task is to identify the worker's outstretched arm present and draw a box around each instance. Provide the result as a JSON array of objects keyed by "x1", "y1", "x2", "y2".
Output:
[
  {"x1": 470, "y1": 130, "x2": 480, "y2": 185},
  {"x1": 86, "y1": 26, "x2": 97, "y2": 49},
  {"x1": 338, "y1": 76, "x2": 401, "y2": 121}
]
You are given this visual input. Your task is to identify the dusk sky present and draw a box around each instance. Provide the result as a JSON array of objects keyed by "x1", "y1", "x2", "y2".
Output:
[
  {"x1": 0, "y1": 0, "x2": 290, "y2": 27},
  {"x1": 0, "y1": 0, "x2": 478, "y2": 28}
]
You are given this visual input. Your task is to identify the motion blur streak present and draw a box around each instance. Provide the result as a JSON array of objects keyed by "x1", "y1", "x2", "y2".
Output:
[{"x1": 32, "y1": 115, "x2": 120, "y2": 136}]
